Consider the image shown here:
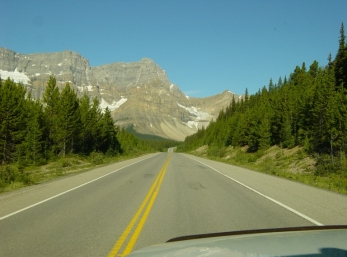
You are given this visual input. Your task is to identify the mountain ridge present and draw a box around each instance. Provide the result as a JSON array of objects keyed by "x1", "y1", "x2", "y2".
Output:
[{"x1": 0, "y1": 47, "x2": 242, "y2": 141}]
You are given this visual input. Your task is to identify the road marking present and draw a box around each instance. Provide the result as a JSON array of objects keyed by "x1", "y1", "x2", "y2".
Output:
[
  {"x1": 121, "y1": 156, "x2": 170, "y2": 256},
  {"x1": 108, "y1": 155, "x2": 171, "y2": 257},
  {"x1": 183, "y1": 154, "x2": 324, "y2": 226},
  {"x1": 0, "y1": 154, "x2": 158, "y2": 221}
]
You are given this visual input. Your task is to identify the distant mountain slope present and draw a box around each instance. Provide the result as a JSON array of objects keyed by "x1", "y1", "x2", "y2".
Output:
[{"x1": 0, "y1": 47, "x2": 242, "y2": 141}]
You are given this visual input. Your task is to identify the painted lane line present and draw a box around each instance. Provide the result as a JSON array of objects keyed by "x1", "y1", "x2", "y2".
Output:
[
  {"x1": 0, "y1": 154, "x2": 158, "y2": 221},
  {"x1": 107, "y1": 155, "x2": 171, "y2": 257},
  {"x1": 121, "y1": 156, "x2": 170, "y2": 256},
  {"x1": 183, "y1": 154, "x2": 324, "y2": 226},
  {"x1": 107, "y1": 156, "x2": 168, "y2": 257}
]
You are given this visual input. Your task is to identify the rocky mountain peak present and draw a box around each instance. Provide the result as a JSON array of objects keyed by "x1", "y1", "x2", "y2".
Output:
[
  {"x1": 140, "y1": 57, "x2": 155, "y2": 63},
  {"x1": 0, "y1": 47, "x2": 242, "y2": 141}
]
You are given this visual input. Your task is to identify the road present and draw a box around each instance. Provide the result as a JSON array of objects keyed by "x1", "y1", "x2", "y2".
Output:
[{"x1": 0, "y1": 152, "x2": 346, "y2": 256}]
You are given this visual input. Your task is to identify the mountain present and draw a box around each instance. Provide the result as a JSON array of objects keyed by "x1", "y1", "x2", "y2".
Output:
[{"x1": 0, "y1": 47, "x2": 242, "y2": 141}]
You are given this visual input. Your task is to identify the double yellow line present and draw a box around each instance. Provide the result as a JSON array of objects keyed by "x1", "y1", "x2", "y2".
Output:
[{"x1": 107, "y1": 154, "x2": 171, "y2": 257}]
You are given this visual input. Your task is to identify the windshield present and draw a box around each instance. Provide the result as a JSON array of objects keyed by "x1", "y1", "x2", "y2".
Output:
[{"x1": 0, "y1": 1, "x2": 346, "y2": 257}]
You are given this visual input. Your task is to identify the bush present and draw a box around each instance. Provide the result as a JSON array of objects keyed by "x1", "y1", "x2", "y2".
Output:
[
  {"x1": 89, "y1": 152, "x2": 104, "y2": 165},
  {"x1": 260, "y1": 157, "x2": 278, "y2": 175},
  {"x1": 248, "y1": 154, "x2": 258, "y2": 162},
  {"x1": 105, "y1": 148, "x2": 119, "y2": 157},
  {"x1": 297, "y1": 149, "x2": 306, "y2": 160},
  {"x1": 0, "y1": 165, "x2": 32, "y2": 186},
  {"x1": 207, "y1": 146, "x2": 227, "y2": 158},
  {"x1": 234, "y1": 151, "x2": 249, "y2": 164},
  {"x1": 59, "y1": 159, "x2": 71, "y2": 168},
  {"x1": 315, "y1": 154, "x2": 341, "y2": 176},
  {"x1": 0, "y1": 165, "x2": 20, "y2": 184}
]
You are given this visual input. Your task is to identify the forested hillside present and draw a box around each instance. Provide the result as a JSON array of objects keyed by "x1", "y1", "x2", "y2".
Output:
[
  {"x1": 180, "y1": 24, "x2": 347, "y2": 178},
  {"x1": 0, "y1": 75, "x2": 122, "y2": 166},
  {"x1": 0, "y1": 75, "x2": 176, "y2": 190}
]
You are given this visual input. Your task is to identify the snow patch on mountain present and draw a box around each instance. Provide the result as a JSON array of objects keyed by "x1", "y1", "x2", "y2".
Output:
[
  {"x1": 0, "y1": 68, "x2": 31, "y2": 84},
  {"x1": 100, "y1": 97, "x2": 127, "y2": 112},
  {"x1": 177, "y1": 103, "x2": 211, "y2": 120},
  {"x1": 187, "y1": 121, "x2": 198, "y2": 129},
  {"x1": 114, "y1": 97, "x2": 128, "y2": 108}
]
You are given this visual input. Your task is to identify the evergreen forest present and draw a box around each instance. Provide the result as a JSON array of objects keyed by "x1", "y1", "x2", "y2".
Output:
[
  {"x1": 179, "y1": 24, "x2": 347, "y2": 188},
  {"x1": 0, "y1": 76, "x2": 176, "y2": 190}
]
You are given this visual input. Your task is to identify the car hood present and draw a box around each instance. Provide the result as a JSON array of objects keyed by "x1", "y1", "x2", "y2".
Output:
[{"x1": 127, "y1": 226, "x2": 347, "y2": 257}]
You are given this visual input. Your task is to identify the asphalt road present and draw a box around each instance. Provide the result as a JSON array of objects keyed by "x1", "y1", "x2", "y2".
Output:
[{"x1": 0, "y1": 152, "x2": 346, "y2": 257}]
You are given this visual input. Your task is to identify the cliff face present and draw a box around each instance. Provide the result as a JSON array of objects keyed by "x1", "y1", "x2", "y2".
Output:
[
  {"x1": 0, "y1": 47, "x2": 241, "y2": 141},
  {"x1": 0, "y1": 48, "x2": 91, "y2": 98}
]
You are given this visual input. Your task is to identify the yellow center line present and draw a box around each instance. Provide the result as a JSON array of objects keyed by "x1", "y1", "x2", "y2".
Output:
[
  {"x1": 107, "y1": 154, "x2": 171, "y2": 257},
  {"x1": 120, "y1": 156, "x2": 170, "y2": 256}
]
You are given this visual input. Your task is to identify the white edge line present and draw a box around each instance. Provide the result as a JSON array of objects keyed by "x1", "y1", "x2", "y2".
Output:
[
  {"x1": 0, "y1": 154, "x2": 158, "y2": 221},
  {"x1": 182, "y1": 154, "x2": 324, "y2": 226}
]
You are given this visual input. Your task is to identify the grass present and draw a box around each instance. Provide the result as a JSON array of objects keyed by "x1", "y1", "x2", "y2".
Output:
[{"x1": 188, "y1": 145, "x2": 347, "y2": 195}]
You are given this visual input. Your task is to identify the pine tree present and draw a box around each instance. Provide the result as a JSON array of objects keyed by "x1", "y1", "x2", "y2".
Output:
[
  {"x1": 98, "y1": 107, "x2": 120, "y2": 154},
  {"x1": 42, "y1": 76, "x2": 60, "y2": 156},
  {"x1": 277, "y1": 77, "x2": 283, "y2": 88},
  {"x1": 283, "y1": 76, "x2": 288, "y2": 85},
  {"x1": 56, "y1": 83, "x2": 80, "y2": 157},
  {"x1": 0, "y1": 79, "x2": 26, "y2": 164},
  {"x1": 334, "y1": 23, "x2": 347, "y2": 89},
  {"x1": 90, "y1": 97, "x2": 103, "y2": 152},
  {"x1": 23, "y1": 98, "x2": 44, "y2": 165},
  {"x1": 117, "y1": 127, "x2": 138, "y2": 155},
  {"x1": 79, "y1": 94, "x2": 93, "y2": 155},
  {"x1": 309, "y1": 68, "x2": 337, "y2": 153},
  {"x1": 268, "y1": 78, "x2": 275, "y2": 92},
  {"x1": 232, "y1": 112, "x2": 249, "y2": 146},
  {"x1": 244, "y1": 88, "x2": 249, "y2": 101},
  {"x1": 280, "y1": 115, "x2": 293, "y2": 148},
  {"x1": 336, "y1": 84, "x2": 347, "y2": 155},
  {"x1": 327, "y1": 53, "x2": 333, "y2": 69},
  {"x1": 258, "y1": 115, "x2": 271, "y2": 149},
  {"x1": 226, "y1": 115, "x2": 238, "y2": 146},
  {"x1": 309, "y1": 60, "x2": 319, "y2": 78}
]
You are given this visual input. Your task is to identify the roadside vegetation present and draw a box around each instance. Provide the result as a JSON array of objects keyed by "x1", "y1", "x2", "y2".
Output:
[
  {"x1": 178, "y1": 24, "x2": 347, "y2": 195},
  {"x1": 0, "y1": 76, "x2": 177, "y2": 193},
  {"x1": 186, "y1": 145, "x2": 347, "y2": 195}
]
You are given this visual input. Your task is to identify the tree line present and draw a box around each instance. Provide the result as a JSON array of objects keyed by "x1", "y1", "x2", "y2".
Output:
[
  {"x1": 0, "y1": 76, "x2": 123, "y2": 166},
  {"x1": 0, "y1": 73, "x2": 179, "y2": 169},
  {"x1": 180, "y1": 24, "x2": 347, "y2": 174}
]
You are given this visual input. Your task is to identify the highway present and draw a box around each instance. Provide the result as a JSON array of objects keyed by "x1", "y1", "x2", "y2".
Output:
[{"x1": 0, "y1": 152, "x2": 346, "y2": 256}]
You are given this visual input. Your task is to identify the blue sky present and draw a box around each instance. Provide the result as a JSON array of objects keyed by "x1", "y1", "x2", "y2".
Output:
[{"x1": 2, "y1": 1, "x2": 346, "y2": 97}]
